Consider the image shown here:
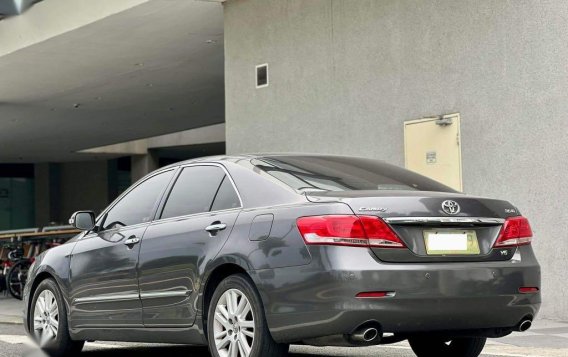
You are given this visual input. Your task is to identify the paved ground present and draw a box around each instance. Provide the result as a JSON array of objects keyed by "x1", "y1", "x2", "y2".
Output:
[{"x1": 1, "y1": 296, "x2": 567, "y2": 357}]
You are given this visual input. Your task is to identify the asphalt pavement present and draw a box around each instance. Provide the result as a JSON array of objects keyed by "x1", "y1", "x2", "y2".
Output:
[{"x1": 1, "y1": 296, "x2": 567, "y2": 357}]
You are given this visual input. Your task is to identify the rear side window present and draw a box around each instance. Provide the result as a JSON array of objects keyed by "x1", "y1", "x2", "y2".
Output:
[
  {"x1": 211, "y1": 176, "x2": 241, "y2": 211},
  {"x1": 161, "y1": 166, "x2": 239, "y2": 219},
  {"x1": 251, "y1": 156, "x2": 456, "y2": 193}
]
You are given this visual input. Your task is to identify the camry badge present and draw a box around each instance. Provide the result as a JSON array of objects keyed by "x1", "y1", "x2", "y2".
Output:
[
  {"x1": 359, "y1": 207, "x2": 387, "y2": 212},
  {"x1": 441, "y1": 200, "x2": 460, "y2": 215}
]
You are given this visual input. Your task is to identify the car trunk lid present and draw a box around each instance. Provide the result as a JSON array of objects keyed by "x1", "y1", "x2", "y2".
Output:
[{"x1": 306, "y1": 190, "x2": 520, "y2": 262}]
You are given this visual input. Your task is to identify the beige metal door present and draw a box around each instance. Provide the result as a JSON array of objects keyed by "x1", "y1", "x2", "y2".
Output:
[{"x1": 404, "y1": 114, "x2": 462, "y2": 191}]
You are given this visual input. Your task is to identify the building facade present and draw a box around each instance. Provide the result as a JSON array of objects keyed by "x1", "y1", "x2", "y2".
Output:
[
  {"x1": 223, "y1": 0, "x2": 568, "y2": 320},
  {"x1": 0, "y1": 0, "x2": 566, "y2": 321}
]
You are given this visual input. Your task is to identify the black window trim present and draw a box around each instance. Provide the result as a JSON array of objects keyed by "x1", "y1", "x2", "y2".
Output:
[{"x1": 153, "y1": 163, "x2": 243, "y2": 224}]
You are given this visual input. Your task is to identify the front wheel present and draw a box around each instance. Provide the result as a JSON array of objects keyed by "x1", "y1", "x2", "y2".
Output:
[
  {"x1": 408, "y1": 336, "x2": 487, "y2": 357},
  {"x1": 30, "y1": 279, "x2": 84, "y2": 357},
  {"x1": 207, "y1": 274, "x2": 289, "y2": 357}
]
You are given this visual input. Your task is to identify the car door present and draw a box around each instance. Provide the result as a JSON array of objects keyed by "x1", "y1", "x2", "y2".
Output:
[
  {"x1": 68, "y1": 169, "x2": 175, "y2": 329},
  {"x1": 138, "y1": 164, "x2": 242, "y2": 327}
]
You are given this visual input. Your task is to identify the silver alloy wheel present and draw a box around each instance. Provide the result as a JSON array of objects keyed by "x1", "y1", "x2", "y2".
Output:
[
  {"x1": 33, "y1": 290, "x2": 59, "y2": 347},
  {"x1": 213, "y1": 288, "x2": 255, "y2": 357}
]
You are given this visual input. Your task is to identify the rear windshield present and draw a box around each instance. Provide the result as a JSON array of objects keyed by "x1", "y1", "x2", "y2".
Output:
[{"x1": 251, "y1": 156, "x2": 456, "y2": 193}]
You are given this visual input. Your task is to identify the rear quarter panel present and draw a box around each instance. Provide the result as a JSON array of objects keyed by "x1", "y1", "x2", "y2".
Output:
[{"x1": 211, "y1": 201, "x2": 355, "y2": 316}]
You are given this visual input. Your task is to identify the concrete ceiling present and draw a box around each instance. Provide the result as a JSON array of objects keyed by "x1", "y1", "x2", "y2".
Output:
[
  {"x1": 0, "y1": 0, "x2": 39, "y2": 16},
  {"x1": 0, "y1": 0, "x2": 224, "y2": 162}
]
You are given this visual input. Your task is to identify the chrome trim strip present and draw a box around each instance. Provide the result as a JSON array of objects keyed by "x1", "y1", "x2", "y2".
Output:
[
  {"x1": 74, "y1": 293, "x2": 140, "y2": 305},
  {"x1": 140, "y1": 291, "x2": 191, "y2": 300},
  {"x1": 383, "y1": 217, "x2": 505, "y2": 225},
  {"x1": 151, "y1": 207, "x2": 241, "y2": 226},
  {"x1": 73, "y1": 290, "x2": 192, "y2": 305}
]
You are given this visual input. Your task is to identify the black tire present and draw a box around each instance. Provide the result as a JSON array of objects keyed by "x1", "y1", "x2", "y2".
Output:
[
  {"x1": 409, "y1": 336, "x2": 487, "y2": 357},
  {"x1": 207, "y1": 274, "x2": 289, "y2": 357},
  {"x1": 7, "y1": 260, "x2": 30, "y2": 300},
  {"x1": 0, "y1": 274, "x2": 6, "y2": 293},
  {"x1": 30, "y1": 279, "x2": 84, "y2": 357}
]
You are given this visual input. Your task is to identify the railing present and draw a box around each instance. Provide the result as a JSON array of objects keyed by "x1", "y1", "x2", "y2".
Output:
[
  {"x1": 0, "y1": 227, "x2": 80, "y2": 260},
  {"x1": 0, "y1": 228, "x2": 80, "y2": 242}
]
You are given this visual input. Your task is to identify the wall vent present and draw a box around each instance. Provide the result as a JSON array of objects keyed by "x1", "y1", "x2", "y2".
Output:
[{"x1": 256, "y1": 64, "x2": 269, "y2": 88}]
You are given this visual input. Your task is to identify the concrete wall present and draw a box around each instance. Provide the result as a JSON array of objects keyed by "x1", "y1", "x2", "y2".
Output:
[{"x1": 224, "y1": 0, "x2": 568, "y2": 320}]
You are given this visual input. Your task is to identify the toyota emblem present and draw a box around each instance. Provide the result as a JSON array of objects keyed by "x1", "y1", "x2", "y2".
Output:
[{"x1": 441, "y1": 200, "x2": 460, "y2": 215}]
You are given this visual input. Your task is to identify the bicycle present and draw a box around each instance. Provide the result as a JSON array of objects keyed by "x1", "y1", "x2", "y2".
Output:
[{"x1": 6, "y1": 246, "x2": 34, "y2": 300}]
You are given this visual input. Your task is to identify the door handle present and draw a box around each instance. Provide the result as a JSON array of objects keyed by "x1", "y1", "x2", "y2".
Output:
[
  {"x1": 124, "y1": 236, "x2": 140, "y2": 246},
  {"x1": 205, "y1": 222, "x2": 227, "y2": 236}
]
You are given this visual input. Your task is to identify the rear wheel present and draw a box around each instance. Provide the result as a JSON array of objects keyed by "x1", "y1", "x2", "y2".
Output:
[
  {"x1": 31, "y1": 279, "x2": 84, "y2": 357},
  {"x1": 408, "y1": 336, "x2": 487, "y2": 357},
  {"x1": 207, "y1": 274, "x2": 289, "y2": 357}
]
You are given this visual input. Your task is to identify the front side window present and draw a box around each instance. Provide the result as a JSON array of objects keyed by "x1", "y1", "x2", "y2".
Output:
[
  {"x1": 102, "y1": 170, "x2": 174, "y2": 230},
  {"x1": 161, "y1": 166, "x2": 239, "y2": 219}
]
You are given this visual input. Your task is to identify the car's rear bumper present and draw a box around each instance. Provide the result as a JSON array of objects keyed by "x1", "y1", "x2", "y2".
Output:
[{"x1": 251, "y1": 245, "x2": 541, "y2": 344}]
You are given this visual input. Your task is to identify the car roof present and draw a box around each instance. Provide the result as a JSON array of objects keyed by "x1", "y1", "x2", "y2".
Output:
[{"x1": 160, "y1": 153, "x2": 354, "y2": 170}]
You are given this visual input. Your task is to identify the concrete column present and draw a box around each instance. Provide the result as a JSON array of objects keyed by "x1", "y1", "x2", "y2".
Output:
[
  {"x1": 57, "y1": 161, "x2": 109, "y2": 221},
  {"x1": 131, "y1": 151, "x2": 158, "y2": 182},
  {"x1": 34, "y1": 164, "x2": 49, "y2": 227},
  {"x1": 107, "y1": 159, "x2": 119, "y2": 202},
  {"x1": 34, "y1": 163, "x2": 60, "y2": 227}
]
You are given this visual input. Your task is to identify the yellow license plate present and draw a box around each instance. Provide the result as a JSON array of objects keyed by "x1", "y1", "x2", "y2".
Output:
[{"x1": 423, "y1": 230, "x2": 480, "y2": 255}]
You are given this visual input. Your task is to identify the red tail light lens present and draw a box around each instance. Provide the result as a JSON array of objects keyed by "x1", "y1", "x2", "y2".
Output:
[
  {"x1": 359, "y1": 216, "x2": 406, "y2": 248},
  {"x1": 519, "y1": 287, "x2": 539, "y2": 294},
  {"x1": 493, "y1": 216, "x2": 533, "y2": 248},
  {"x1": 296, "y1": 215, "x2": 367, "y2": 247},
  {"x1": 356, "y1": 291, "x2": 396, "y2": 298},
  {"x1": 296, "y1": 215, "x2": 406, "y2": 248}
]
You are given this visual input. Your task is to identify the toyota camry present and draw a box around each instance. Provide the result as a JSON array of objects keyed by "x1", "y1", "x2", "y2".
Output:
[{"x1": 23, "y1": 154, "x2": 541, "y2": 357}]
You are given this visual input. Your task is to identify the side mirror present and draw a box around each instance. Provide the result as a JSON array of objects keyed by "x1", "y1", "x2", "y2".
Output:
[{"x1": 69, "y1": 211, "x2": 96, "y2": 231}]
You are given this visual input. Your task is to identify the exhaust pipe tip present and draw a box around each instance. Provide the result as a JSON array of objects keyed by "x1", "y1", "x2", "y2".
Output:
[
  {"x1": 349, "y1": 321, "x2": 383, "y2": 345},
  {"x1": 361, "y1": 328, "x2": 378, "y2": 342},
  {"x1": 351, "y1": 326, "x2": 380, "y2": 343},
  {"x1": 518, "y1": 319, "x2": 532, "y2": 332}
]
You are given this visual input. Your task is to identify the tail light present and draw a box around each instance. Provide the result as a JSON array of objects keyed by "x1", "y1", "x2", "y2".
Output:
[
  {"x1": 296, "y1": 215, "x2": 406, "y2": 248},
  {"x1": 493, "y1": 216, "x2": 533, "y2": 248}
]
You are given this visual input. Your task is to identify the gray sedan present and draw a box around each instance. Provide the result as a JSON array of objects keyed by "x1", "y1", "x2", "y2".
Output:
[{"x1": 22, "y1": 154, "x2": 541, "y2": 357}]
